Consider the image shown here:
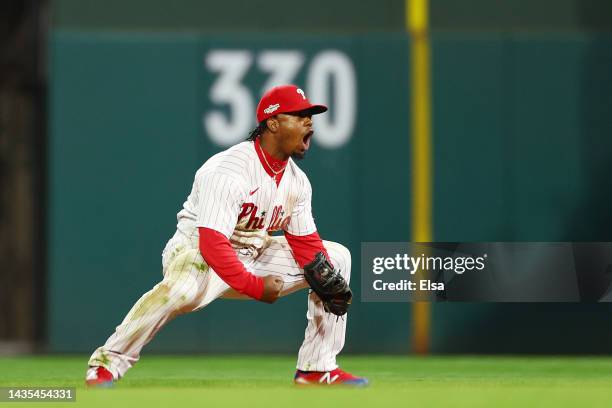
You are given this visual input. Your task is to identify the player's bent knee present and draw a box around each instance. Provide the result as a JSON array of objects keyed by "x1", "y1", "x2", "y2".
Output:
[
  {"x1": 156, "y1": 275, "x2": 201, "y2": 313},
  {"x1": 326, "y1": 242, "x2": 352, "y2": 279},
  {"x1": 165, "y1": 248, "x2": 208, "y2": 278}
]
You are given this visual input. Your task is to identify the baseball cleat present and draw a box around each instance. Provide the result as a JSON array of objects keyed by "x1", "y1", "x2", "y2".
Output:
[
  {"x1": 294, "y1": 368, "x2": 369, "y2": 387},
  {"x1": 85, "y1": 366, "x2": 114, "y2": 387}
]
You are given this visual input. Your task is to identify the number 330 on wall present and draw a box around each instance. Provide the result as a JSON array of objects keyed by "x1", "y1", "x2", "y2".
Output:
[{"x1": 203, "y1": 50, "x2": 357, "y2": 149}]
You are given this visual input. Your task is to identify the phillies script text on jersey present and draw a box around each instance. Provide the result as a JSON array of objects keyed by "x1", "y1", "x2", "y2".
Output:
[{"x1": 238, "y1": 204, "x2": 291, "y2": 231}]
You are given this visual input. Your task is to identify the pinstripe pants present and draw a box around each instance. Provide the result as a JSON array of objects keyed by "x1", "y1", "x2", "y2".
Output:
[{"x1": 87, "y1": 234, "x2": 351, "y2": 379}]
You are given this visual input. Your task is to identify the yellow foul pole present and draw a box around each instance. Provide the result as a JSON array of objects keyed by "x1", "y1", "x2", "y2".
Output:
[{"x1": 407, "y1": 0, "x2": 432, "y2": 355}]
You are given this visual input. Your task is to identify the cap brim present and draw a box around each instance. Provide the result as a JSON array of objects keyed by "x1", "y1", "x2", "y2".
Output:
[
  {"x1": 304, "y1": 104, "x2": 328, "y2": 115},
  {"x1": 285, "y1": 104, "x2": 328, "y2": 116}
]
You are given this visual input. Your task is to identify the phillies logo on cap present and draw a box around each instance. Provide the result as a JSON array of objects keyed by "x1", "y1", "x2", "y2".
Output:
[{"x1": 256, "y1": 84, "x2": 328, "y2": 123}]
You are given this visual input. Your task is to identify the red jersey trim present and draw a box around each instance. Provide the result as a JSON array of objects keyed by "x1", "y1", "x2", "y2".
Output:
[{"x1": 254, "y1": 138, "x2": 287, "y2": 186}]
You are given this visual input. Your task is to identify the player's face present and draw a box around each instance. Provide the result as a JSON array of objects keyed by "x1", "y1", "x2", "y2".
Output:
[{"x1": 276, "y1": 111, "x2": 314, "y2": 161}]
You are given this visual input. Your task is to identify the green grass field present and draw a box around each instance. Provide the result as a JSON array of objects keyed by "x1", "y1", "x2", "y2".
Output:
[{"x1": 0, "y1": 355, "x2": 610, "y2": 407}]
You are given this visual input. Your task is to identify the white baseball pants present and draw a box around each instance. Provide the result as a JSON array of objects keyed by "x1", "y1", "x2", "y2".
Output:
[{"x1": 87, "y1": 233, "x2": 351, "y2": 379}]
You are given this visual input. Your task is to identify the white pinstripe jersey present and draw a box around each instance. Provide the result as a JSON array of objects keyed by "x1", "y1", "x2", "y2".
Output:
[{"x1": 175, "y1": 141, "x2": 317, "y2": 253}]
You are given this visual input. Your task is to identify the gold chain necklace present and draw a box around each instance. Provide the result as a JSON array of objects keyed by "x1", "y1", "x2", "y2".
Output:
[{"x1": 258, "y1": 142, "x2": 286, "y2": 176}]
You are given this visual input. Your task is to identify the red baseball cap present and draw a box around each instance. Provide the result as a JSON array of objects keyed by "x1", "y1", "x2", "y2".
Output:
[{"x1": 256, "y1": 84, "x2": 328, "y2": 123}]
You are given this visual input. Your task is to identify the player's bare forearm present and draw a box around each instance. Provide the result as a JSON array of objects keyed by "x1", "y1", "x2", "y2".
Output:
[
  {"x1": 222, "y1": 279, "x2": 309, "y2": 300},
  {"x1": 221, "y1": 289, "x2": 250, "y2": 300}
]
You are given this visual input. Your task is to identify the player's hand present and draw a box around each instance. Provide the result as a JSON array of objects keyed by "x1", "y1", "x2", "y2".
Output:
[{"x1": 260, "y1": 275, "x2": 283, "y2": 303}]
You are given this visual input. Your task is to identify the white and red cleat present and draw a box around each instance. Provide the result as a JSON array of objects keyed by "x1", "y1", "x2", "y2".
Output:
[
  {"x1": 294, "y1": 368, "x2": 369, "y2": 387},
  {"x1": 86, "y1": 366, "x2": 114, "y2": 387}
]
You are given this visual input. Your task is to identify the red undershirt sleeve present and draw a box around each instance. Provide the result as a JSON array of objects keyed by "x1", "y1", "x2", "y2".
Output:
[
  {"x1": 284, "y1": 231, "x2": 331, "y2": 269},
  {"x1": 198, "y1": 227, "x2": 264, "y2": 300}
]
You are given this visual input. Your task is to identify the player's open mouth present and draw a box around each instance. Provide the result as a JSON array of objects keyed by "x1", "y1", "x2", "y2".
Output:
[{"x1": 302, "y1": 130, "x2": 314, "y2": 150}]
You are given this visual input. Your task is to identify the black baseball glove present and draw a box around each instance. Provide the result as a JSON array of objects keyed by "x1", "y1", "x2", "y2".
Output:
[{"x1": 303, "y1": 252, "x2": 352, "y2": 316}]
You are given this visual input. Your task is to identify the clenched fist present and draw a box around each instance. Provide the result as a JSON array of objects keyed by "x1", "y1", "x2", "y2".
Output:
[{"x1": 260, "y1": 275, "x2": 283, "y2": 303}]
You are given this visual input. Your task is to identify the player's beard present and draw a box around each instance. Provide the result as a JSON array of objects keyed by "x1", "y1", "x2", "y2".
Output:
[{"x1": 291, "y1": 152, "x2": 306, "y2": 161}]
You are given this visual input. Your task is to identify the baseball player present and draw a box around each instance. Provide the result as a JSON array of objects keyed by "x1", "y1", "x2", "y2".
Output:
[{"x1": 85, "y1": 84, "x2": 368, "y2": 387}]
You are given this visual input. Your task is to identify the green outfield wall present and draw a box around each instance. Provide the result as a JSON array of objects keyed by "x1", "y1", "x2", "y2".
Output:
[
  {"x1": 431, "y1": 33, "x2": 612, "y2": 353},
  {"x1": 48, "y1": 31, "x2": 612, "y2": 353},
  {"x1": 48, "y1": 32, "x2": 412, "y2": 353}
]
